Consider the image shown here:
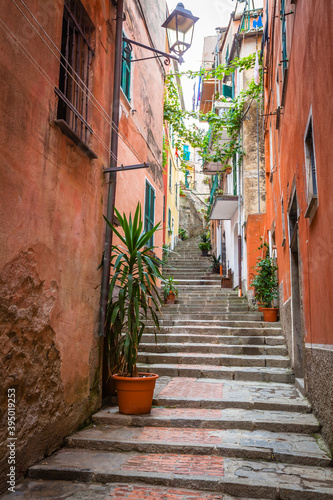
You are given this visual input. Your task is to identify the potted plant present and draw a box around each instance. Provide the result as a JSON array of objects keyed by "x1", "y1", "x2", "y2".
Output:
[
  {"x1": 179, "y1": 228, "x2": 188, "y2": 241},
  {"x1": 163, "y1": 276, "x2": 178, "y2": 304},
  {"x1": 210, "y1": 254, "x2": 221, "y2": 274},
  {"x1": 251, "y1": 246, "x2": 279, "y2": 322},
  {"x1": 199, "y1": 232, "x2": 212, "y2": 257},
  {"x1": 104, "y1": 203, "x2": 163, "y2": 415}
]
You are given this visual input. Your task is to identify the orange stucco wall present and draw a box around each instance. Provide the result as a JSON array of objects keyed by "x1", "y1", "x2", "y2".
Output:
[
  {"x1": 246, "y1": 214, "x2": 267, "y2": 292},
  {"x1": 264, "y1": 0, "x2": 333, "y2": 346},
  {"x1": 0, "y1": 0, "x2": 166, "y2": 490}
]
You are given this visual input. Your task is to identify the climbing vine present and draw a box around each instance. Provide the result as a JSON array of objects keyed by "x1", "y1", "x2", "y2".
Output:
[{"x1": 164, "y1": 53, "x2": 262, "y2": 171}]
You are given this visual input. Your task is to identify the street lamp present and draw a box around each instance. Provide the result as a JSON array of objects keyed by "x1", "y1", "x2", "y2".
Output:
[
  {"x1": 162, "y1": 3, "x2": 199, "y2": 63},
  {"x1": 100, "y1": 0, "x2": 198, "y2": 338}
]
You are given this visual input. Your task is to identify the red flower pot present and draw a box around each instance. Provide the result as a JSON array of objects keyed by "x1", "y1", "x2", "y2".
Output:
[
  {"x1": 113, "y1": 373, "x2": 159, "y2": 415},
  {"x1": 262, "y1": 307, "x2": 278, "y2": 322}
]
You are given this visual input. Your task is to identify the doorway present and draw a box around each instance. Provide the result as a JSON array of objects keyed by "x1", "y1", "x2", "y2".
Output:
[{"x1": 288, "y1": 189, "x2": 304, "y2": 378}]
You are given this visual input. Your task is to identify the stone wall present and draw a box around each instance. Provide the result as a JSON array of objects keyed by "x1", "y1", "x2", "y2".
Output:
[
  {"x1": 305, "y1": 347, "x2": 333, "y2": 453},
  {"x1": 179, "y1": 192, "x2": 205, "y2": 238}
]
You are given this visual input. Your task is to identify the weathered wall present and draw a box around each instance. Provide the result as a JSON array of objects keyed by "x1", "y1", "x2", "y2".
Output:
[
  {"x1": 179, "y1": 194, "x2": 204, "y2": 238},
  {"x1": 0, "y1": 1, "x2": 115, "y2": 490},
  {"x1": 264, "y1": 0, "x2": 333, "y2": 449},
  {"x1": 0, "y1": 0, "x2": 166, "y2": 492}
]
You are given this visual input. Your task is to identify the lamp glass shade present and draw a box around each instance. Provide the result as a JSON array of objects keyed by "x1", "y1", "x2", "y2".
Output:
[{"x1": 162, "y1": 3, "x2": 199, "y2": 58}]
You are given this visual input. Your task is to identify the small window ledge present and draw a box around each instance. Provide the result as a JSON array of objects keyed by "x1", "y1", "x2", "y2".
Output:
[
  {"x1": 54, "y1": 119, "x2": 98, "y2": 159},
  {"x1": 304, "y1": 195, "x2": 318, "y2": 220}
]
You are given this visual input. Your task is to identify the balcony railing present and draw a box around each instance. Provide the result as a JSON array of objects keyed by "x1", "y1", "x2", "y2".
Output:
[{"x1": 209, "y1": 173, "x2": 219, "y2": 205}]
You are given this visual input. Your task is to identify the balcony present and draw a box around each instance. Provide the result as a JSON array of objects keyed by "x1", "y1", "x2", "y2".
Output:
[{"x1": 240, "y1": 8, "x2": 263, "y2": 33}]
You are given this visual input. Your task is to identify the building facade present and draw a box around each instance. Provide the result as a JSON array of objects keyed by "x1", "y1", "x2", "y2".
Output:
[
  {"x1": 200, "y1": 1, "x2": 265, "y2": 293},
  {"x1": 0, "y1": 0, "x2": 166, "y2": 490},
  {"x1": 263, "y1": 0, "x2": 333, "y2": 449}
]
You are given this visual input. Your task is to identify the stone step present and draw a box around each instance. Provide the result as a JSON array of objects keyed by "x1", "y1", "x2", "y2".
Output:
[
  {"x1": 28, "y1": 448, "x2": 333, "y2": 499},
  {"x1": 93, "y1": 406, "x2": 320, "y2": 434},
  {"x1": 162, "y1": 301, "x2": 248, "y2": 307},
  {"x1": 145, "y1": 319, "x2": 280, "y2": 329},
  {"x1": 138, "y1": 363, "x2": 294, "y2": 383},
  {"x1": 139, "y1": 342, "x2": 288, "y2": 356},
  {"x1": 138, "y1": 352, "x2": 290, "y2": 368},
  {"x1": 0, "y1": 480, "x2": 263, "y2": 500},
  {"x1": 141, "y1": 334, "x2": 285, "y2": 346},
  {"x1": 161, "y1": 306, "x2": 250, "y2": 312},
  {"x1": 144, "y1": 325, "x2": 282, "y2": 336},
  {"x1": 155, "y1": 313, "x2": 264, "y2": 321},
  {"x1": 151, "y1": 377, "x2": 310, "y2": 412},
  {"x1": 65, "y1": 425, "x2": 331, "y2": 467}
]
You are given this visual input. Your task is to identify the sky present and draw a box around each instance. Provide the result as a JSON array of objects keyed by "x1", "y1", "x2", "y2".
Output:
[{"x1": 167, "y1": 0, "x2": 236, "y2": 110}]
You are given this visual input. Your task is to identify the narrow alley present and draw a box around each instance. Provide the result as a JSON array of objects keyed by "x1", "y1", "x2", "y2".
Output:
[{"x1": 4, "y1": 237, "x2": 333, "y2": 499}]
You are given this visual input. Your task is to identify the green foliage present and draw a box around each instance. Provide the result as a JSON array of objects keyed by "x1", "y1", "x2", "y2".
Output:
[
  {"x1": 251, "y1": 243, "x2": 279, "y2": 308},
  {"x1": 179, "y1": 228, "x2": 188, "y2": 240},
  {"x1": 104, "y1": 203, "x2": 163, "y2": 377},
  {"x1": 164, "y1": 54, "x2": 262, "y2": 172},
  {"x1": 163, "y1": 276, "x2": 179, "y2": 299},
  {"x1": 162, "y1": 133, "x2": 167, "y2": 170},
  {"x1": 210, "y1": 254, "x2": 221, "y2": 274}
]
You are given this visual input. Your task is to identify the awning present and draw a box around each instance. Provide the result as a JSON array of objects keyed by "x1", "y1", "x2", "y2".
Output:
[{"x1": 210, "y1": 195, "x2": 238, "y2": 220}]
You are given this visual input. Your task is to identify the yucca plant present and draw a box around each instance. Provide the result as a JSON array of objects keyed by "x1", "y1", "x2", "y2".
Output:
[{"x1": 104, "y1": 203, "x2": 163, "y2": 378}]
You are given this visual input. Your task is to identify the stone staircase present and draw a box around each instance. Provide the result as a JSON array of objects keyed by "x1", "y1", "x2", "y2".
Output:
[{"x1": 10, "y1": 238, "x2": 333, "y2": 499}]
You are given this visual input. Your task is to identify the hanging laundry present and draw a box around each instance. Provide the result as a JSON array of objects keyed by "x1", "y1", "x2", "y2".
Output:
[{"x1": 254, "y1": 51, "x2": 260, "y2": 85}]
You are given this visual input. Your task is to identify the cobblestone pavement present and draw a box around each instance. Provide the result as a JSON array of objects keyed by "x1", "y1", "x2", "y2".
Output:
[{"x1": 5, "y1": 238, "x2": 333, "y2": 499}]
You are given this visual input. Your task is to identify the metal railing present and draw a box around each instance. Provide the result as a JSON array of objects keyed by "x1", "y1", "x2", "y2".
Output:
[{"x1": 240, "y1": 8, "x2": 264, "y2": 33}]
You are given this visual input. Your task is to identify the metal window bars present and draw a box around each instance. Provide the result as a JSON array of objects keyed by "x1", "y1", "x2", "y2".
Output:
[{"x1": 55, "y1": 0, "x2": 95, "y2": 156}]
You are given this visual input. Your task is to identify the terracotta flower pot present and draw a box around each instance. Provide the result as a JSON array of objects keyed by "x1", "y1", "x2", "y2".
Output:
[
  {"x1": 262, "y1": 307, "x2": 278, "y2": 322},
  {"x1": 201, "y1": 249, "x2": 209, "y2": 257},
  {"x1": 113, "y1": 372, "x2": 159, "y2": 415},
  {"x1": 225, "y1": 166, "x2": 232, "y2": 174}
]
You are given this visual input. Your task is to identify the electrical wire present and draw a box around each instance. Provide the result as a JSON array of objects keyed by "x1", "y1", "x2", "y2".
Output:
[
  {"x1": 0, "y1": 17, "x2": 120, "y2": 165},
  {"x1": 11, "y1": 0, "x2": 147, "y2": 166}
]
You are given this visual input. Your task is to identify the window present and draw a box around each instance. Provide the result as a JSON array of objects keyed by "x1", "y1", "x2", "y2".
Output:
[
  {"x1": 168, "y1": 208, "x2": 171, "y2": 232},
  {"x1": 281, "y1": 0, "x2": 287, "y2": 73},
  {"x1": 183, "y1": 145, "x2": 190, "y2": 161},
  {"x1": 233, "y1": 155, "x2": 237, "y2": 195},
  {"x1": 144, "y1": 180, "x2": 155, "y2": 246},
  {"x1": 304, "y1": 116, "x2": 318, "y2": 219},
  {"x1": 169, "y1": 159, "x2": 172, "y2": 192},
  {"x1": 55, "y1": 0, "x2": 96, "y2": 159},
  {"x1": 121, "y1": 36, "x2": 131, "y2": 101}
]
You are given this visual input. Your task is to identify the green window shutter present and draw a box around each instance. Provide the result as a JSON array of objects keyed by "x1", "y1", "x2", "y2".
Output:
[
  {"x1": 169, "y1": 159, "x2": 172, "y2": 190},
  {"x1": 168, "y1": 208, "x2": 171, "y2": 230},
  {"x1": 281, "y1": 0, "x2": 287, "y2": 73},
  {"x1": 233, "y1": 155, "x2": 237, "y2": 196},
  {"x1": 121, "y1": 36, "x2": 131, "y2": 101},
  {"x1": 144, "y1": 180, "x2": 155, "y2": 246},
  {"x1": 222, "y1": 84, "x2": 233, "y2": 99}
]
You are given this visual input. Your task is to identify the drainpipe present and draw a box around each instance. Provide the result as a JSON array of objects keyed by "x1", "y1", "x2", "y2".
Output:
[
  {"x1": 99, "y1": 0, "x2": 124, "y2": 337},
  {"x1": 238, "y1": 131, "x2": 242, "y2": 297},
  {"x1": 257, "y1": 100, "x2": 260, "y2": 214}
]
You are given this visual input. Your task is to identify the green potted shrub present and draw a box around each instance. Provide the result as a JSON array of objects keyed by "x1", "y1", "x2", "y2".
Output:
[
  {"x1": 251, "y1": 245, "x2": 279, "y2": 322},
  {"x1": 199, "y1": 232, "x2": 212, "y2": 257},
  {"x1": 179, "y1": 228, "x2": 188, "y2": 241},
  {"x1": 104, "y1": 203, "x2": 163, "y2": 415},
  {"x1": 163, "y1": 276, "x2": 178, "y2": 304}
]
